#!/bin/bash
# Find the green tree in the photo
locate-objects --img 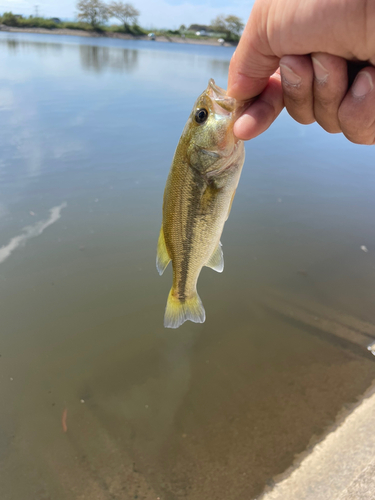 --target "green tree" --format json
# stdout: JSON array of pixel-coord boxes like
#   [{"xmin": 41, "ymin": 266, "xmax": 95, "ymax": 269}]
[
  {"xmin": 211, "ymin": 14, "xmax": 244, "ymax": 40},
  {"xmin": 225, "ymin": 15, "xmax": 244, "ymax": 37},
  {"xmin": 76, "ymin": 0, "xmax": 109, "ymax": 28},
  {"xmin": 108, "ymin": 2, "xmax": 139, "ymax": 30},
  {"xmin": 210, "ymin": 15, "xmax": 226, "ymax": 33},
  {"xmin": 1, "ymin": 12, "xmax": 19, "ymax": 26}
]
